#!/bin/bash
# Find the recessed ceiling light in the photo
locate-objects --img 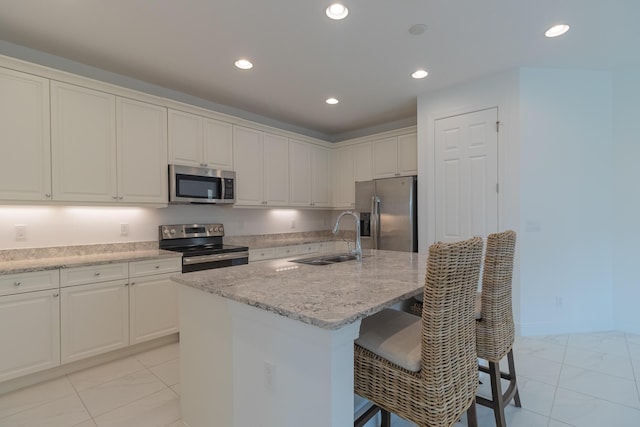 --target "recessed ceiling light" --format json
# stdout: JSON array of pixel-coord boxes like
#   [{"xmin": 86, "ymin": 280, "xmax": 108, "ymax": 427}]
[
  {"xmin": 234, "ymin": 59, "xmax": 253, "ymax": 70},
  {"xmin": 412, "ymin": 69, "xmax": 428, "ymax": 79},
  {"xmin": 326, "ymin": 3, "xmax": 348, "ymax": 20},
  {"xmin": 545, "ymin": 24, "xmax": 570, "ymax": 38},
  {"xmin": 326, "ymin": 98, "xmax": 339, "ymax": 105},
  {"xmin": 408, "ymin": 24, "xmax": 427, "ymax": 36}
]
